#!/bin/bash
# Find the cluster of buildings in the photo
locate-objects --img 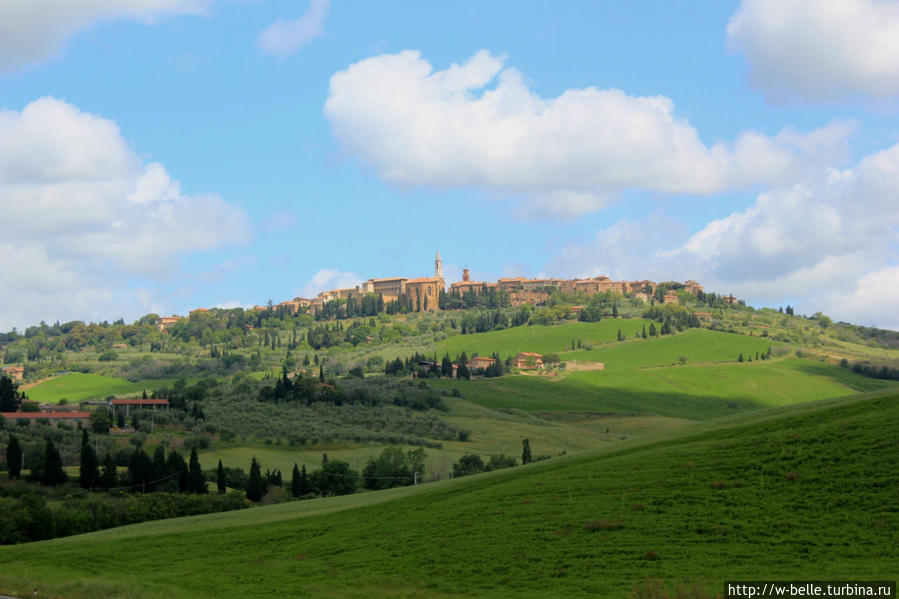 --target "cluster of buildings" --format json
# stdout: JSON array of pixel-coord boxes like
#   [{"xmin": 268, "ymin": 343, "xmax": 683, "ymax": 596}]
[
  {"xmin": 272, "ymin": 252, "xmax": 704, "ymax": 315},
  {"xmin": 153, "ymin": 252, "xmax": 705, "ymax": 329}
]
